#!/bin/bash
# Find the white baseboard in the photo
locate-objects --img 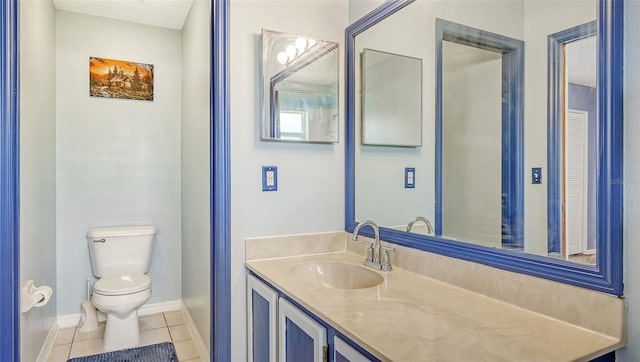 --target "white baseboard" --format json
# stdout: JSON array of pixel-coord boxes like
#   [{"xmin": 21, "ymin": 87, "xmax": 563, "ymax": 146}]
[
  {"xmin": 35, "ymin": 318, "xmax": 59, "ymax": 362},
  {"xmin": 139, "ymin": 299, "xmax": 181, "ymax": 316},
  {"xmin": 181, "ymin": 300, "xmax": 210, "ymax": 361}
]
